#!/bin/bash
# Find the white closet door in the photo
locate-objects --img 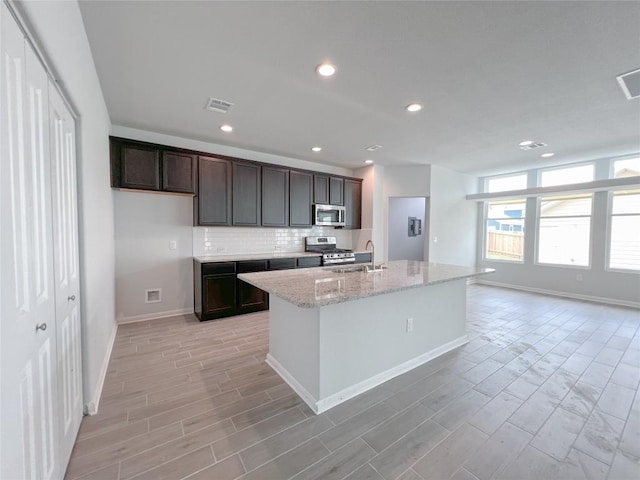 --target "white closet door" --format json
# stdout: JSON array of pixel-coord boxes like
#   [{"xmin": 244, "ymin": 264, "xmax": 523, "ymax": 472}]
[
  {"xmin": 49, "ymin": 83, "xmax": 83, "ymax": 467},
  {"xmin": 0, "ymin": 4, "xmax": 61, "ymax": 480}
]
